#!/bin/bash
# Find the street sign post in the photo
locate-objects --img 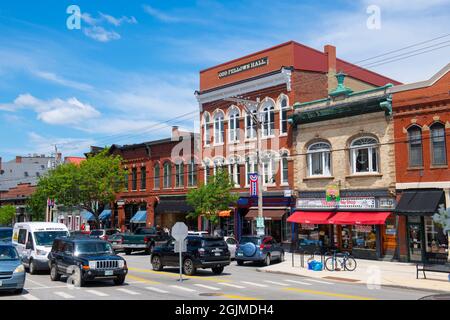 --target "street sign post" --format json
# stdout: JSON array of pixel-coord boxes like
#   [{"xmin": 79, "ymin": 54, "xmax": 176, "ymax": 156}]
[{"xmin": 171, "ymin": 222, "xmax": 189, "ymax": 282}]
